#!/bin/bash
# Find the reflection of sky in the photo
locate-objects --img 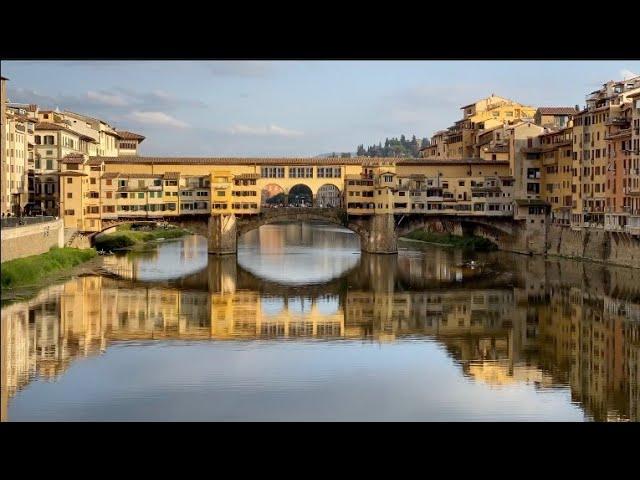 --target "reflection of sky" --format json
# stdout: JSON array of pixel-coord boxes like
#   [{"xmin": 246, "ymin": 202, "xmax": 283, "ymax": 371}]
[
  {"xmin": 8, "ymin": 341, "xmax": 586, "ymax": 421},
  {"xmin": 125, "ymin": 236, "xmax": 209, "ymax": 281},
  {"xmin": 238, "ymin": 223, "xmax": 360, "ymax": 285}
]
